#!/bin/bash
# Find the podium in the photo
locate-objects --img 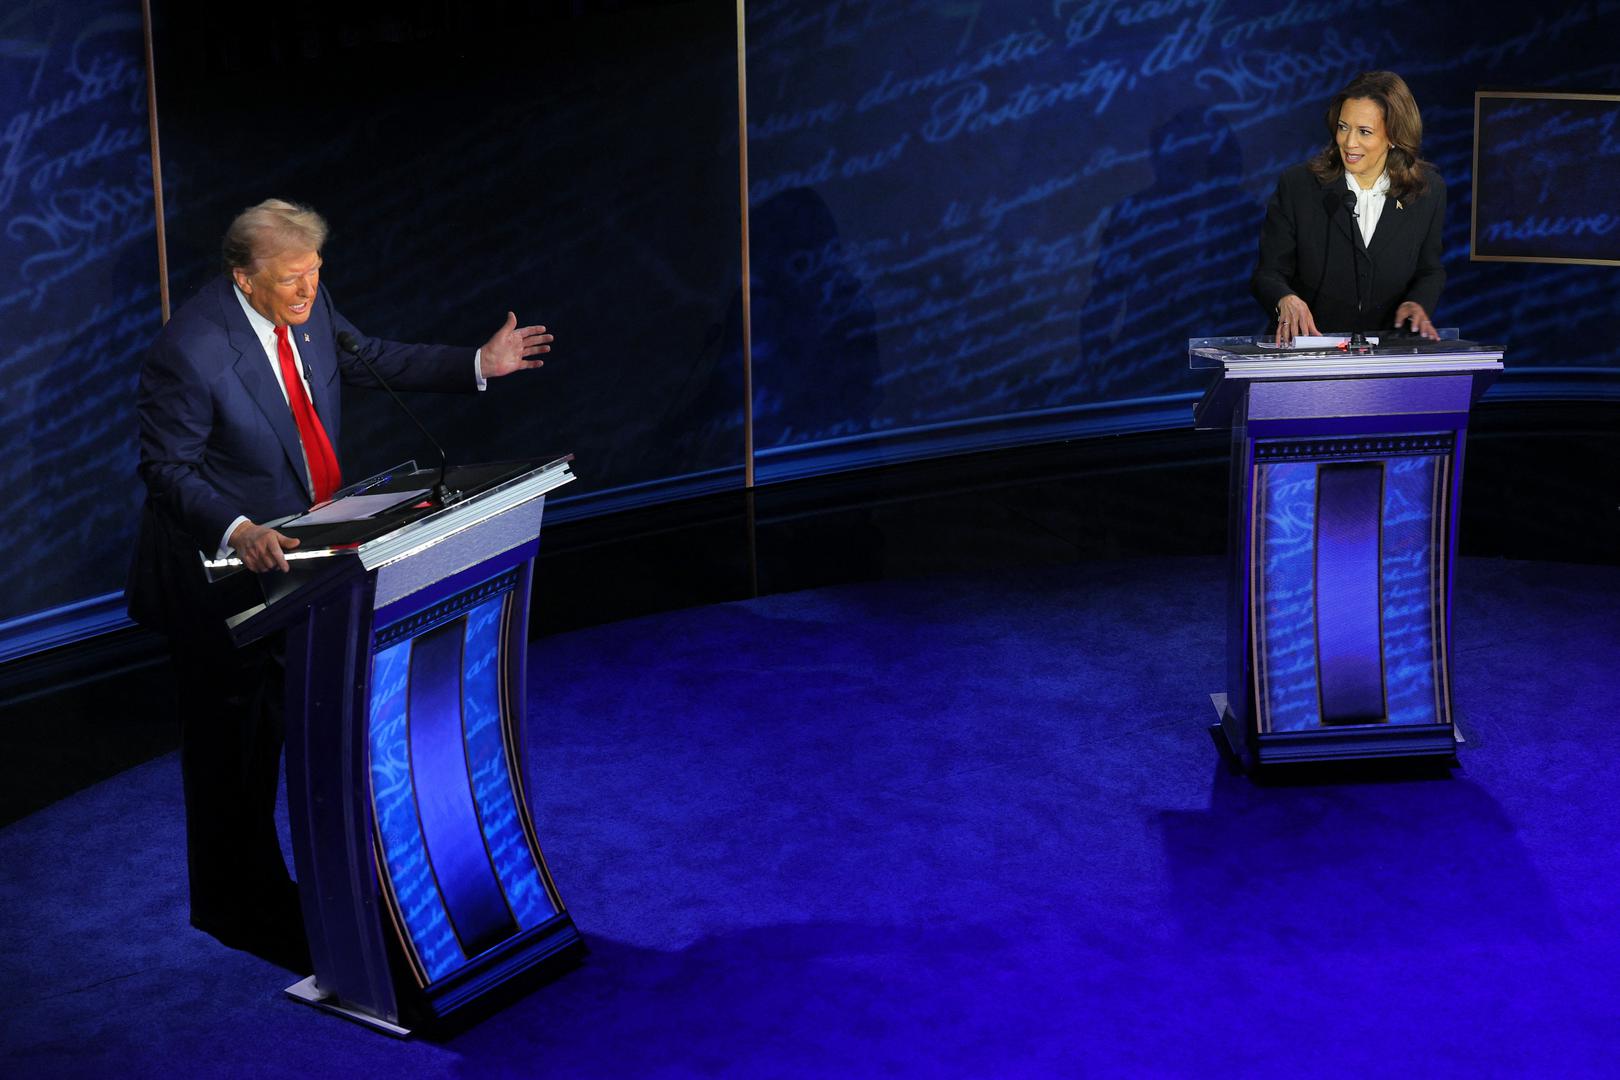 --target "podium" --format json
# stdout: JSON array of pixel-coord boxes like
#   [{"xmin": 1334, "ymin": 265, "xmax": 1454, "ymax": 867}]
[
  {"xmin": 218, "ymin": 456, "xmax": 582, "ymax": 1033},
  {"xmin": 1190, "ymin": 336, "xmax": 1504, "ymax": 770}
]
